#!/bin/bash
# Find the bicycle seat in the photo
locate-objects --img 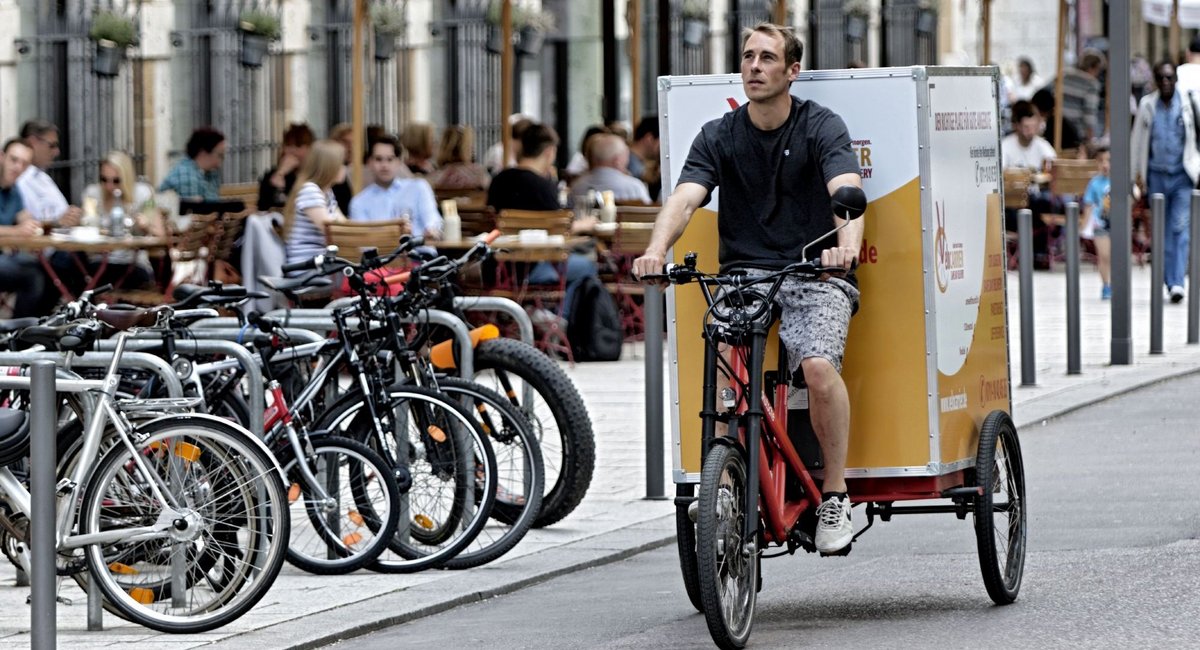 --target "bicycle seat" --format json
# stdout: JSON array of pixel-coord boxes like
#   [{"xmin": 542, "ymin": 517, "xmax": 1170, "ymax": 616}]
[
  {"xmin": 95, "ymin": 306, "xmax": 160, "ymax": 331},
  {"xmin": 257, "ymin": 274, "xmax": 333, "ymax": 295},
  {"xmin": 0, "ymin": 318, "xmax": 39, "ymax": 334},
  {"xmin": 0, "ymin": 407, "xmax": 30, "ymax": 467},
  {"xmin": 172, "ymin": 283, "xmax": 271, "ymax": 308}
]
